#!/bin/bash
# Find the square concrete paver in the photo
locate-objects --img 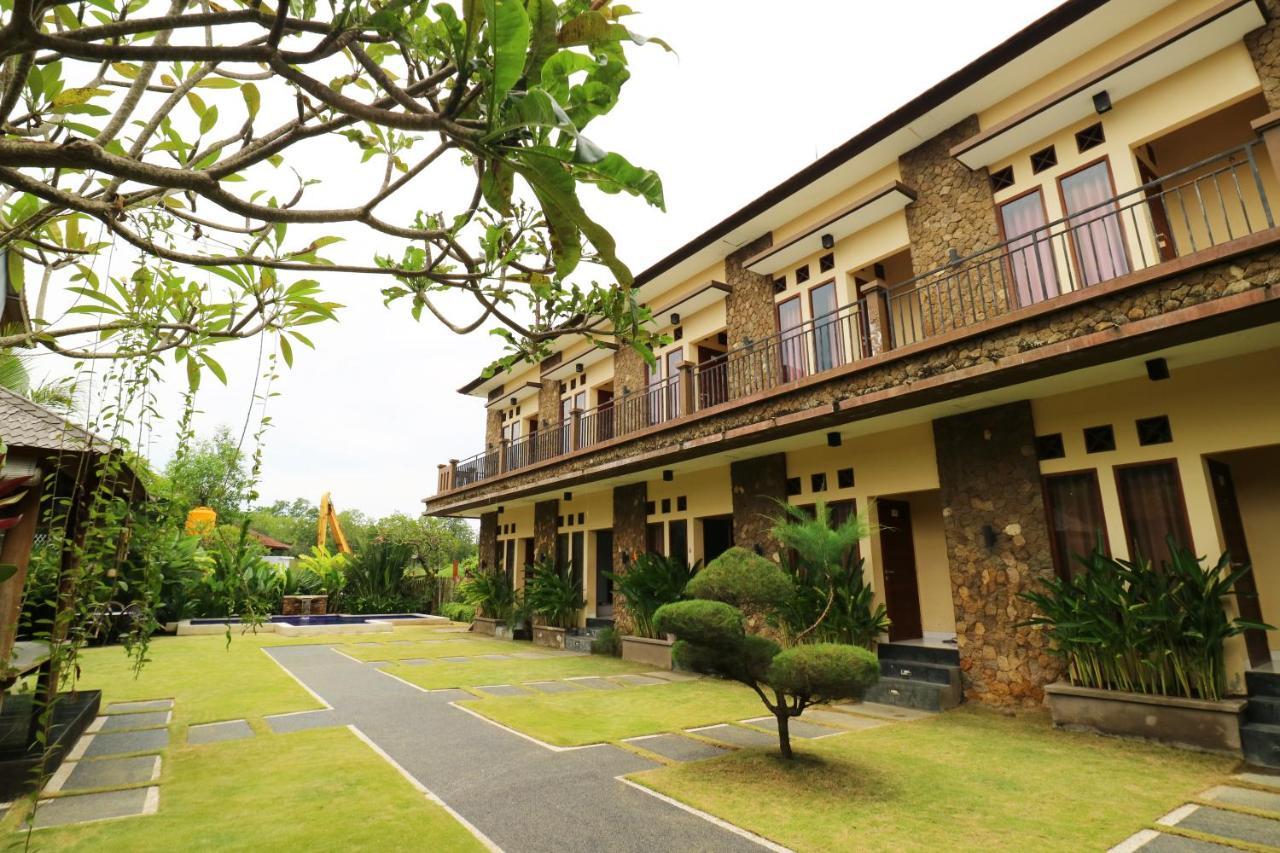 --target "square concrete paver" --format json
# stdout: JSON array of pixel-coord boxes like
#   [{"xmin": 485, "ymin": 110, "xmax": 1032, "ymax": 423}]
[
  {"xmin": 97, "ymin": 711, "xmax": 170, "ymax": 732},
  {"xmin": 265, "ymin": 711, "xmax": 340, "ymax": 734},
  {"xmin": 569, "ymin": 677, "xmax": 622, "ymax": 690},
  {"xmin": 440, "ymin": 656, "xmax": 472, "ymax": 663},
  {"xmin": 30, "ymin": 787, "xmax": 154, "ymax": 828},
  {"xmin": 187, "ymin": 719, "xmax": 254, "ymax": 745},
  {"xmin": 399, "ymin": 658, "xmax": 433, "ymax": 666},
  {"xmin": 645, "ymin": 670, "xmax": 699, "ymax": 682},
  {"xmin": 613, "ymin": 674, "xmax": 667, "ymax": 687},
  {"xmin": 82, "ymin": 728, "xmax": 168, "ymax": 758},
  {"xmin": 1233, "ymin": 771, "xmax": 1280, "ymax": 790},
  {"xmin": 742, "ymin": 716, "xmax": 842, "ymax": 739},
  {"xmin": 1202, "ymin": 784, "xmax": 1280, "ymax": 813},
  {"xmin": 60, "ymin": 755, "xmax": 159, "ymax": 792},
  {"xmin": 1173, "ymin": 805, "xmax": 1280, "ymax": 848},
  {"xmin": 474, "ymin": 684, "xmax": 531, "ymax": 697},
  {"xmin": 103, "ymin": 699, "xmax": 173, "ymax": 714},
  {"xmin": 525, "ymin": 680, "xmax": 583, "ymax": 694},
  {"xmin": 511, "ymin": 652, "xmax": 552, "ymax": 660},
  {"xmin": 690, "ymin": 725, "xmax": 777, "ymax": 748},
  {"xmin": 478, "ymin": 654, "xmax": 513, "ymax": 660},
  {"xmin": 801, "ymin": 709, "xmax": 890, "ymax": 731},
  {"xmin": 830, "ymin": 701, "xmax": 933, "ymax": 721},
  {"xmin": 1133, "ymin": 831, "xmax": 1239, "ymax": 851},
  {"xmin": 625, "ymin": 734, "xmax": 731, "ymax": 763}
]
